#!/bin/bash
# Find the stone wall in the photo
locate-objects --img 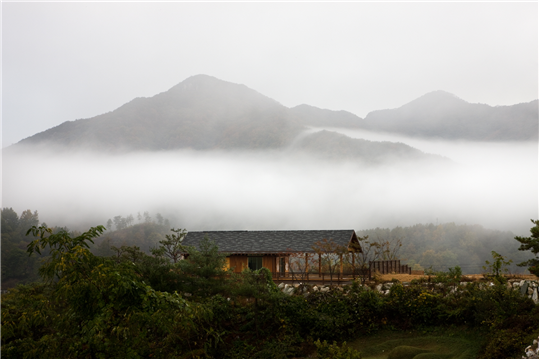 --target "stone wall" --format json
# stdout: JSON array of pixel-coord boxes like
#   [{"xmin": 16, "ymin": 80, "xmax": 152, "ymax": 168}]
[{"xmin": 277, "ymin": 278, "xmax": 539, "ymax": 304}]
